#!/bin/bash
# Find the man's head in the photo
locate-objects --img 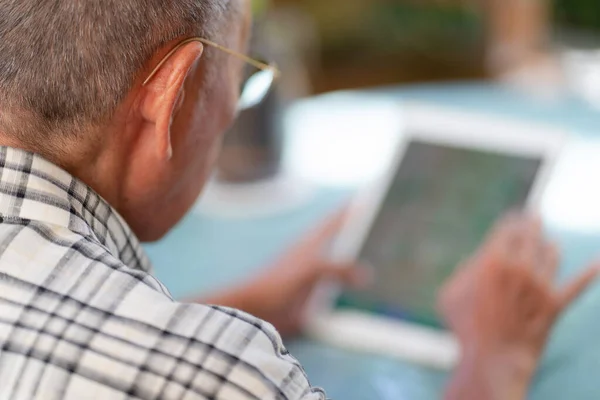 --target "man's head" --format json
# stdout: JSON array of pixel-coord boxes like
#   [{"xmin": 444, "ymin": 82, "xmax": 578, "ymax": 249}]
[{"xmin": 0, "ymin": 0, "xmax": 252, "ymax": 241}]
